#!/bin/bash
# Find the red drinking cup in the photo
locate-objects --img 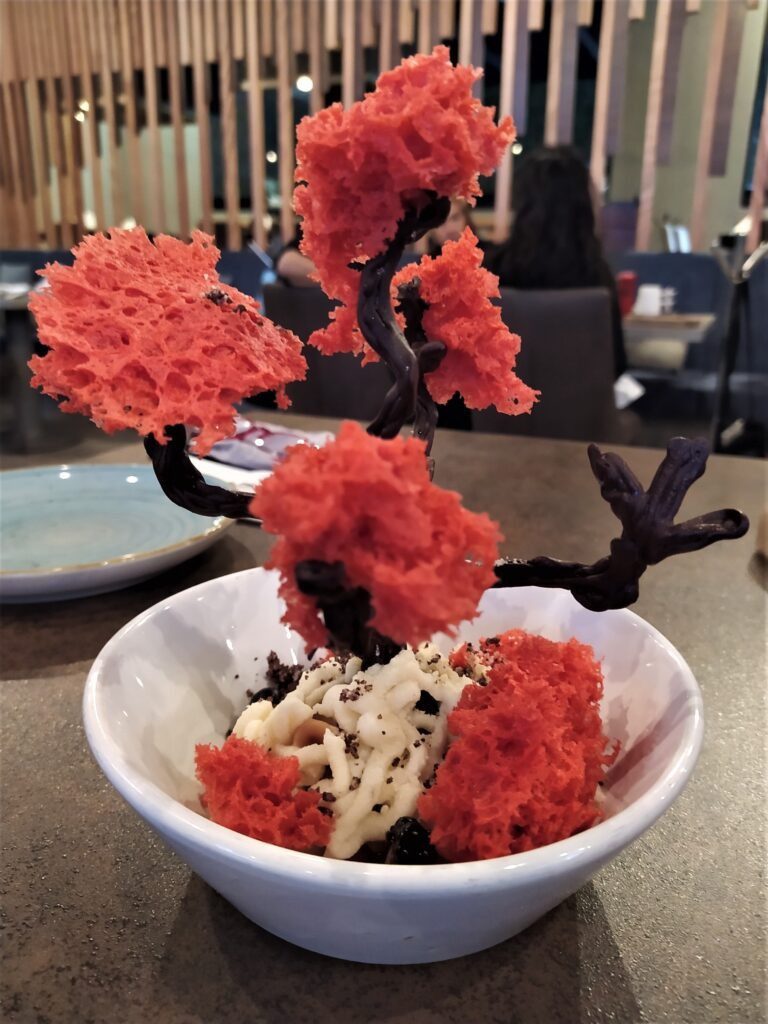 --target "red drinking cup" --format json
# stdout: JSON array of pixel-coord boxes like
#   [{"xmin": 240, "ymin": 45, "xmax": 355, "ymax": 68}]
[{"xmin": 616, "ymin": 271, "xmax": 639, "ymax": 318}]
